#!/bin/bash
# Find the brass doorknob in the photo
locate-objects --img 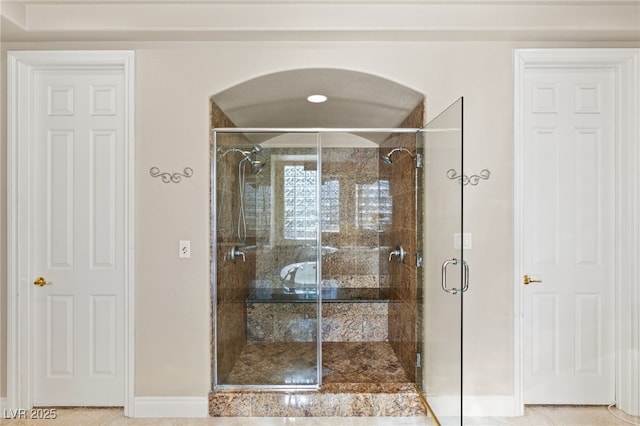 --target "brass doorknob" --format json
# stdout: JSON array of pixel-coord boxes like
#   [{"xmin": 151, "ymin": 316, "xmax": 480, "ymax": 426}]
[
  {"xmin": 523, "ymin": 275, "xmax": 542, "ymax": 285},
  {"xmin": 33, "ymin": 276, "xmax": 51, "ymax": 287}
]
